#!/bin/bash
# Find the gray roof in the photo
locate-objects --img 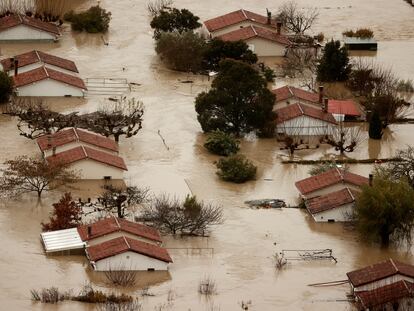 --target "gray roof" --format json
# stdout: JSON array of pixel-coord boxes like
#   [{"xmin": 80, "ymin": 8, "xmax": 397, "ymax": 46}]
[
  {"xmin": 41, "ymin": 228, "xmax": 85, "ymax": 253},
  {"xmin": 343, "ymin": 37, "xmax": 377, "ymax": 44}
]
